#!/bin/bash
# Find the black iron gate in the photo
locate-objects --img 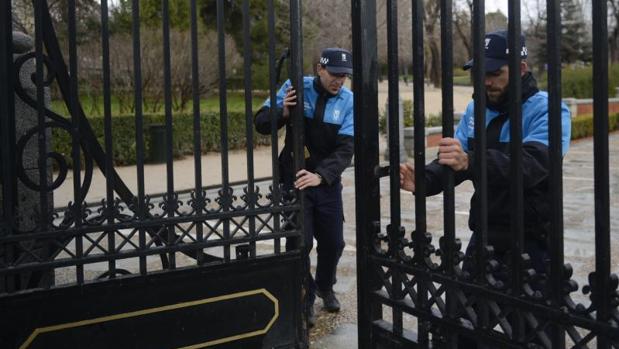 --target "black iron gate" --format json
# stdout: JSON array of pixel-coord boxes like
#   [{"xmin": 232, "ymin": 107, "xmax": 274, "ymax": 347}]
[
  {"xmin": 1, "ymin": 1, "xmax": 308, "ymax": 348},
  {"xmin": 353, "ymin": 0, "xmax": 618, "ymax": 348}
]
